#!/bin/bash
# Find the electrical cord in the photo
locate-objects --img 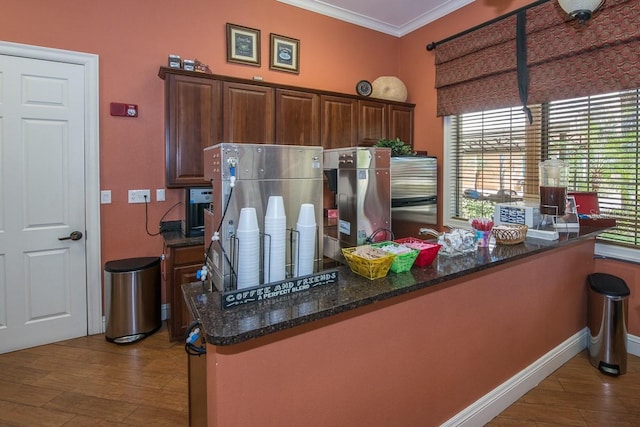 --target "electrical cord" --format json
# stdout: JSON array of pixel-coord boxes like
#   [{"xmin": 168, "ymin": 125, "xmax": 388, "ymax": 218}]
[
  {"xmin": 143, "ymin": 195, "xmax": 183, "ymax": 237},
  {"xmin": 201, "ymin": 186, "xmax": 237, "ymax": 288},
  {"xmin": 217, "ymin": 188, "xmax": 233, "ymax": 233},
  {"xmin": 184, "ymin": 320, "xmax": 206, "ymax": 356},
  {"xmin": 201, "ymin": 158, "xmax": 238, "ymax": 288},
  {"xmin": 204, "ymin": 186, "xmax": 234, "ymax": 263},
  {"xmin": 365, "ymin": 228, "xmax": 394, "ymax": 244}
]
